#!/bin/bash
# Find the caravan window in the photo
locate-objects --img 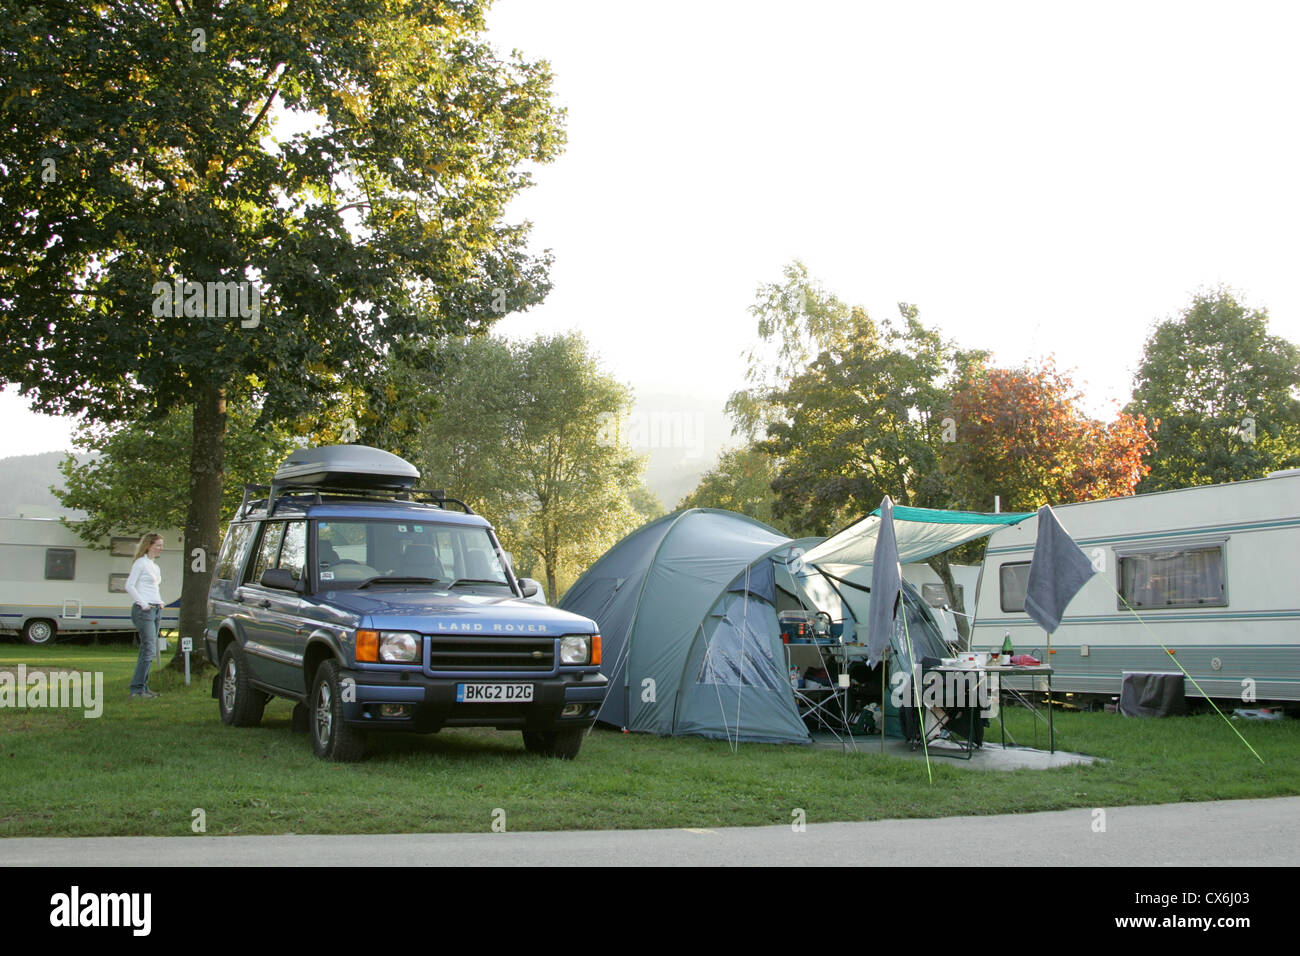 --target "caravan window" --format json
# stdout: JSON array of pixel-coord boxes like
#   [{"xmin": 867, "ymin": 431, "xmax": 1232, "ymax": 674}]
[
  {"xmin": 921, "ymin": 583, "xmax": 964, "ymax": 609},
  {"xmin": 999, "ymin": 562, "xmax": 1031, "ymax": 612},
  {"xmin": 45, "ymin": 548, "xmax": 76, "ymax": 581},
  {"xmin": 1118, "ymin": 544, "xmax": 1226, "ymax": 608},
  {"xmin": 110, "ymin": 537, "xmax": 137, "ymax": 557}
]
